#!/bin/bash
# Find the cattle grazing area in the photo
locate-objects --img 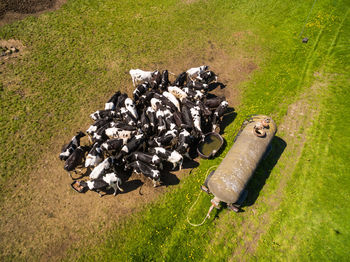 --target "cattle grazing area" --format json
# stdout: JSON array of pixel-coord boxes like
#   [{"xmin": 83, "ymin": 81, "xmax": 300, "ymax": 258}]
[
  {"xmin": 0, "ymin": 0, "xmax": 349, "ymax": 261},
  {"xmin": 60, "ymin": 66, "xmax": 229, "ymax": 196}
]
